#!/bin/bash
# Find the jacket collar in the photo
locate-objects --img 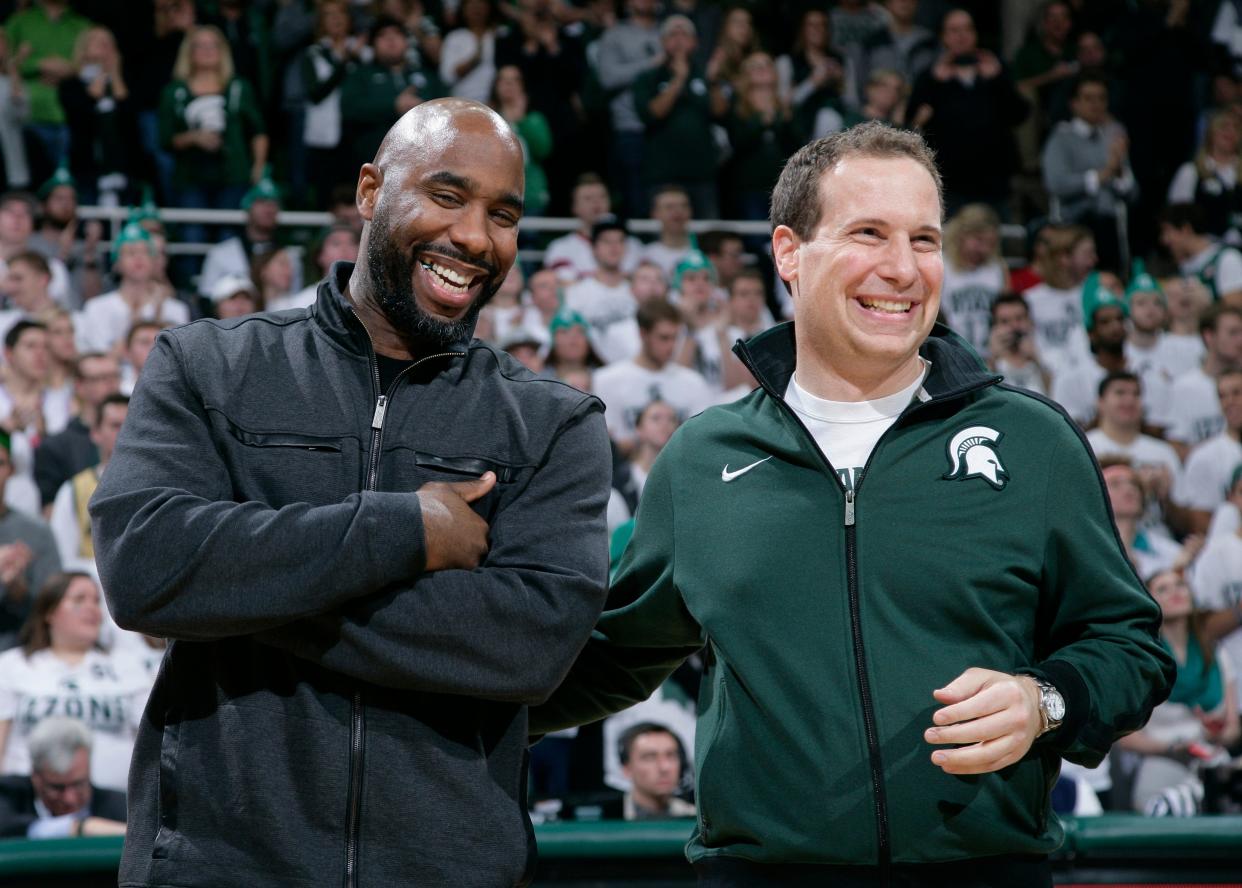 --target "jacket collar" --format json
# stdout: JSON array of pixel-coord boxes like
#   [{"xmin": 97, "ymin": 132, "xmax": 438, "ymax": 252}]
[{"xmin": 733, "ymin": 321, "xmax": 1000, "ymax": 405}]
